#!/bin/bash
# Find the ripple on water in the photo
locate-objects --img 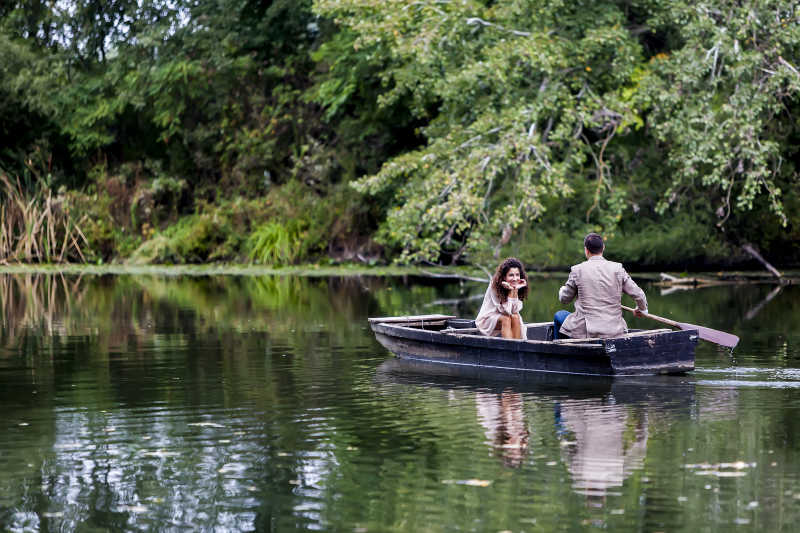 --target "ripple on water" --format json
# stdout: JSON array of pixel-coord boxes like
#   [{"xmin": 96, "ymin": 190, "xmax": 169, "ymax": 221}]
[
  {"xmin": 697, "ymin": 379, "xmax": 800, "ymax": 388},
  {"xmin": 3, "ymin": 275, "xmax": 800, "ymax": 532},
  {"xmin": 694, "ymin": 366, "xmax": 800, "ymax": 388}
]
